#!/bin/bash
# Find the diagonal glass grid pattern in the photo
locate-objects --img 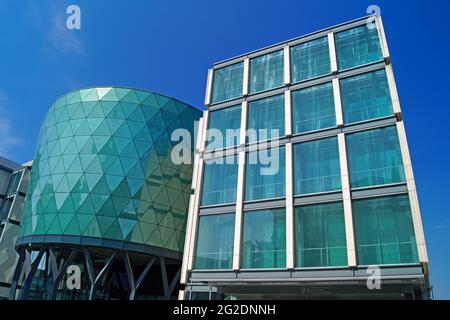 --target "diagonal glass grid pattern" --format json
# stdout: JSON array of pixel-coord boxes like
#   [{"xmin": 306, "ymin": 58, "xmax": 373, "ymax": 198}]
[{"xmin": 19, "ymin": 87, "xmax": 201, "ymax": 253}]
